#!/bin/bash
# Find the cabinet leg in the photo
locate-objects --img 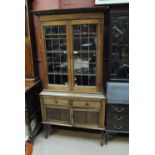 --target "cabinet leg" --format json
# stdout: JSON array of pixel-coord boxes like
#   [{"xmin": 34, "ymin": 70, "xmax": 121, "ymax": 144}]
[
  {"xmin": 27, "ymin": 122, "xmax": 33, "ymax": 142},
  {"xmin": 44, "ymin": 124, "xmax": 53, "ymax": 139},
  {"xmin": 101, "ymin": 130, "xmax": 108, "ymax": 146},
  {"xmin": 100, "ymin": 130, "xmax": 104, "ymax": 146},
  {"xmin": 104, "ymin": 131, "xmax": 108, "ymax": 145}
]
